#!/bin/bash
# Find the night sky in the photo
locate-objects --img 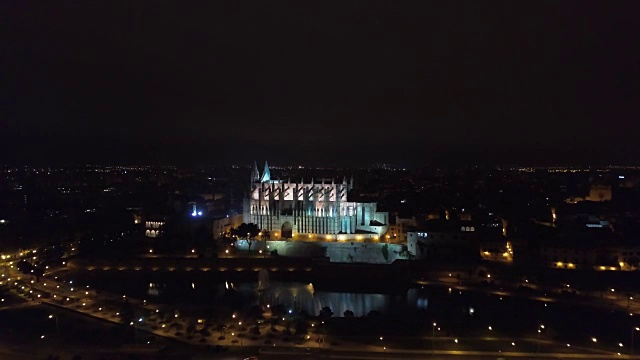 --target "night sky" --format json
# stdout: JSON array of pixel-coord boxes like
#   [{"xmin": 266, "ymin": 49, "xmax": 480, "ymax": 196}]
[{"xmin": 2, "ymin": 1, "xmax": 640, "ymax": 166}]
